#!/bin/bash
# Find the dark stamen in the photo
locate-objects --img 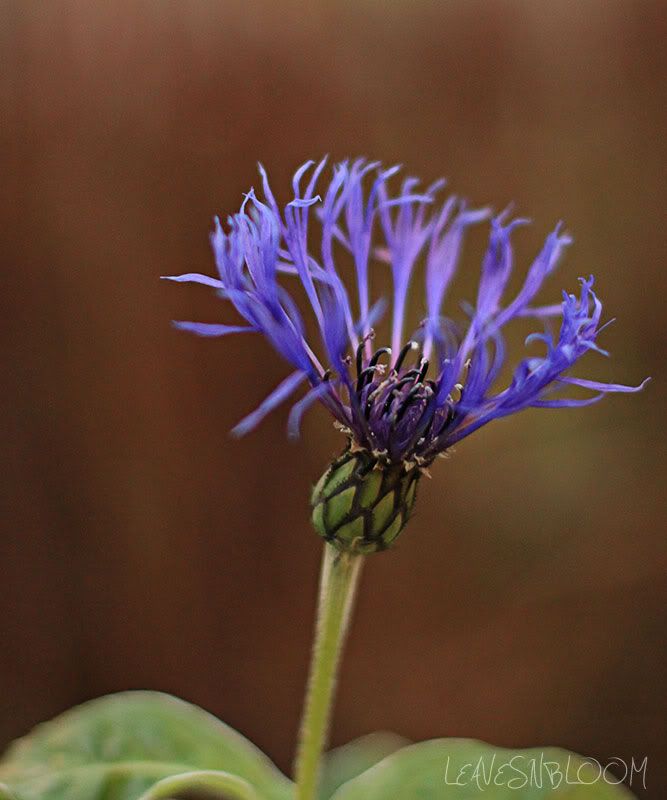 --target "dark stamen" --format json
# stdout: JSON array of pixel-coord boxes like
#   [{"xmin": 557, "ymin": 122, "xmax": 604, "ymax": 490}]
[
  {"xmin": 369, "ymin": 347, "xmax": 392, "ymax": 368},
  {"xmin": 382, "ymin": 388, "xmax": 400, "ymax": 416},
  {"xmin": 396, "ymin": 369, "xmax": 421, "ymax": 384},
  {"xmin": 355, "ymin": 342, "xmax": 365, "ymax": 379},
  {"xmin": 357, "ymin": 366, "xmax": 382, "ymax": 393},
  {"xmin": 394, "ymin": 384, "xmax": 430, "ymax": 425},
  {"xmin": 365, "ymin": 379, "xmax": 392, "ymax": 416},
  {"xmin": 381, "ymin": 375, "xmax": 417, "ymax": 415},
  {"xmin": 418, "ymin": 412, "xmax": 435, "ymax": 441},
  {"xmin": 356, "ymin": 348, "xmax": 393, "ymax": 395},
  {"xmin": 393, "ymin": 341, "xmax": 418, "ymax": 373}
]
